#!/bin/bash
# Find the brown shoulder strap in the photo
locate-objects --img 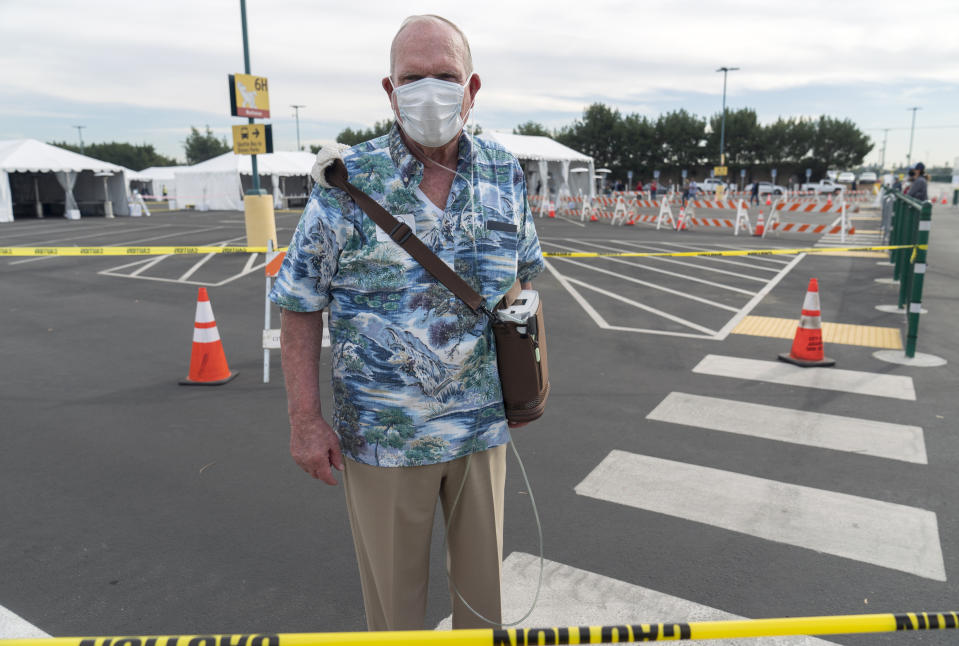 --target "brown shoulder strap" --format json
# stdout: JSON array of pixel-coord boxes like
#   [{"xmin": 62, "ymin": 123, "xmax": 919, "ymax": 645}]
[{"xmin": 325, "ymin": 158, "xmax": 488, "ymax": 314}]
